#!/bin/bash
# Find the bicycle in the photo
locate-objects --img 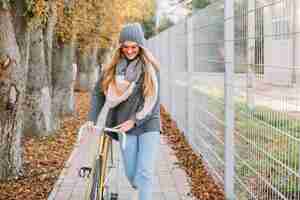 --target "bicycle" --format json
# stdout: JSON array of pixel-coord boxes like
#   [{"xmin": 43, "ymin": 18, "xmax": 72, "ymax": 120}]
[{"xmin": 78, "ymin": 125, "xmax": 126, "ymax": 200}]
